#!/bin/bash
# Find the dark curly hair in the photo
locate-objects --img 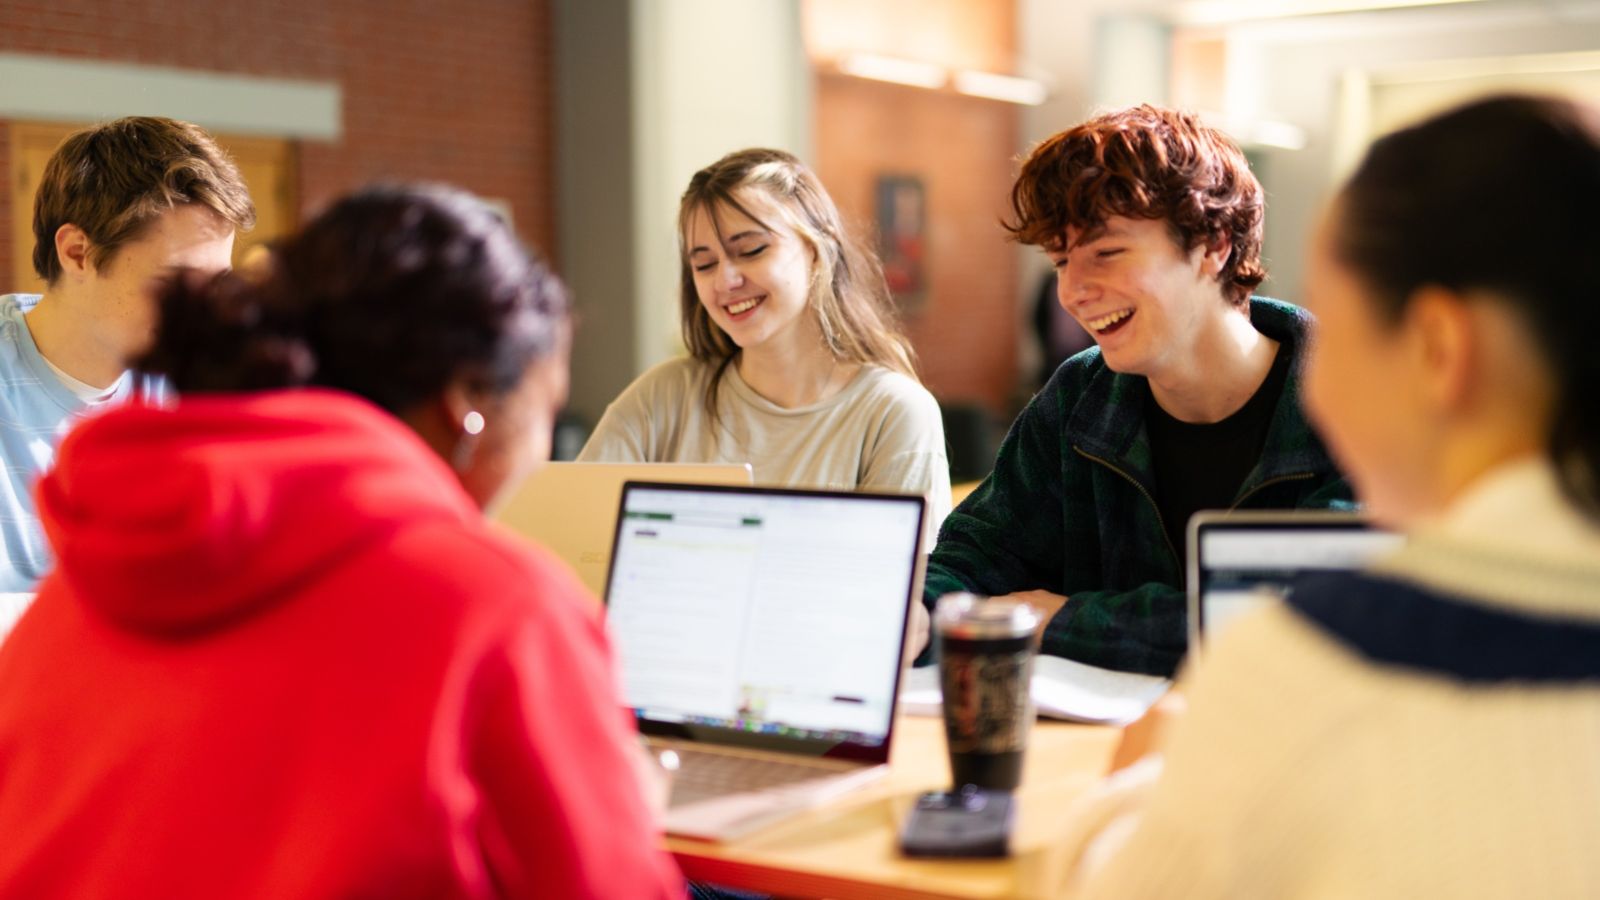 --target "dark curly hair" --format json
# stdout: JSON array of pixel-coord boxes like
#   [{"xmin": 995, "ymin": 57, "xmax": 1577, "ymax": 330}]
[
  {"xmin": 137, "ymin": 184, "xmax": 569, "ymax": 414},
  {"xmin": 1004, "ymin": 104, "xmax": 1265, "ymax": 306}
]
